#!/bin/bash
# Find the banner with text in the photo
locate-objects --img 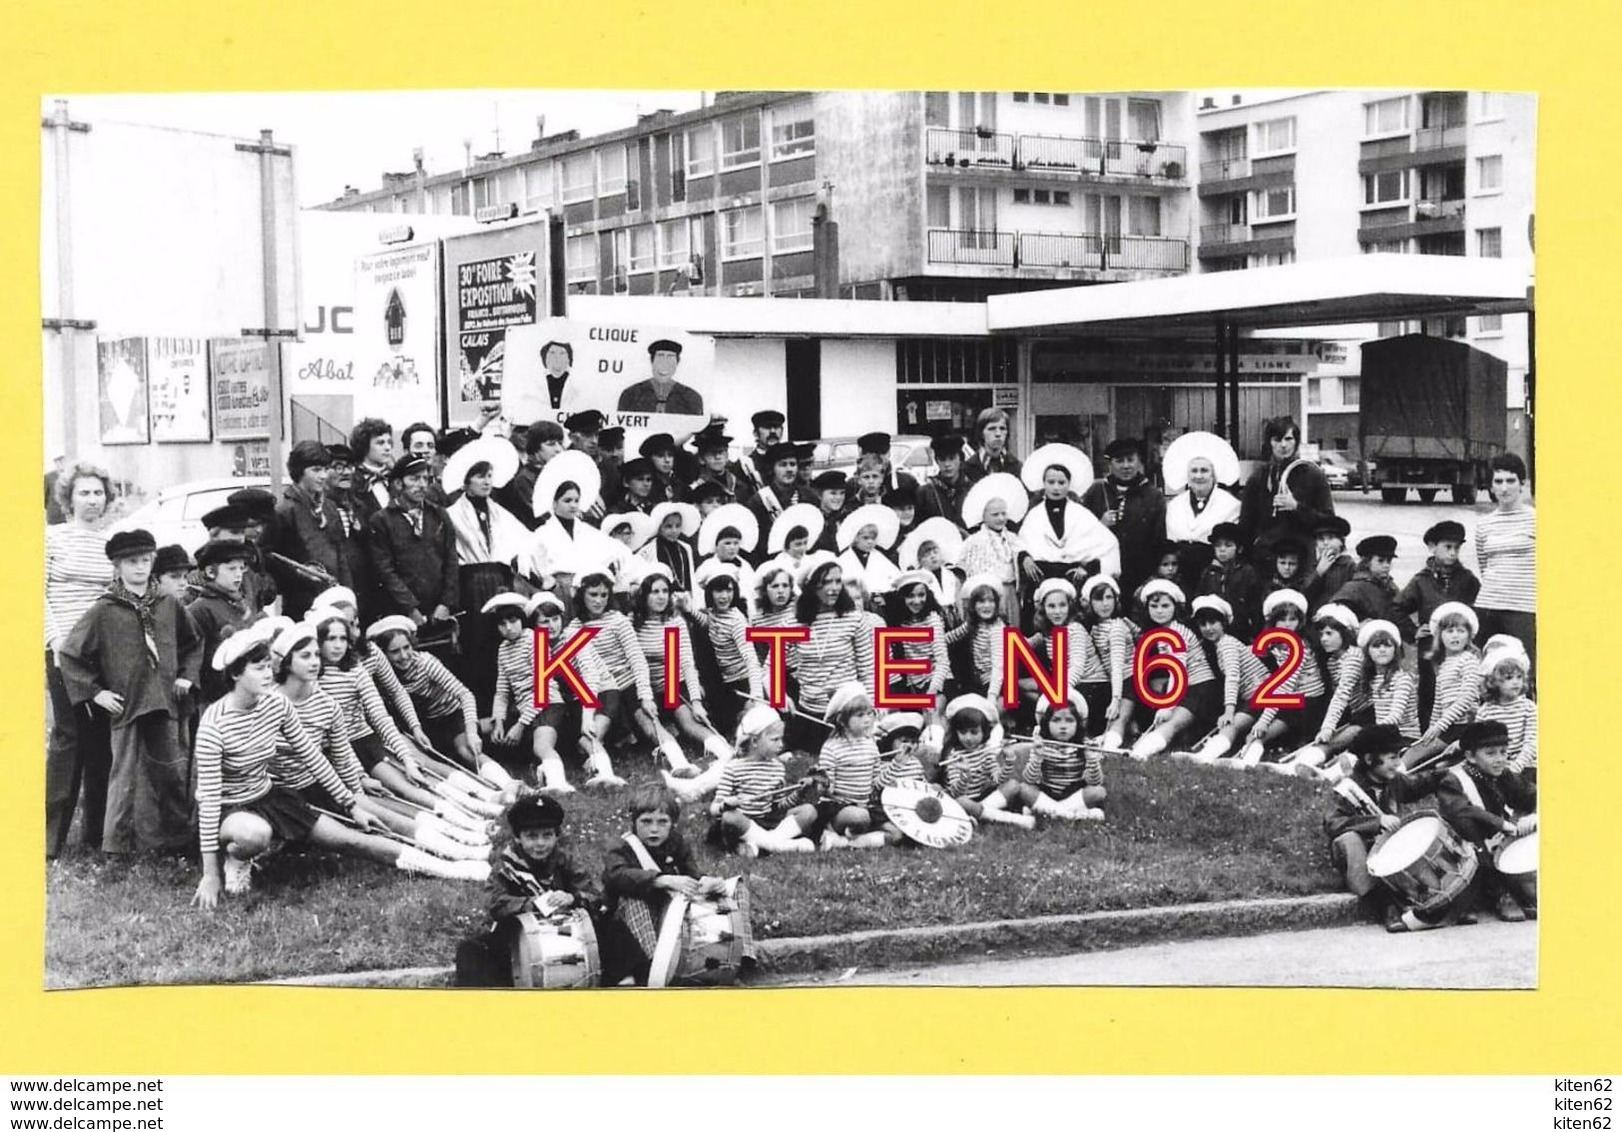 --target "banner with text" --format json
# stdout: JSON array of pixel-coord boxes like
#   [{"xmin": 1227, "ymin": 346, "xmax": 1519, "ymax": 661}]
[
  {"xmin": 148, "ymin": 337, "xmax": 212, "ymax": 443},
  {"xmin": 209, "ymin": 339, "xmax": 273, "ymax": 441},
  {"xmin": 440, "ymin": 219, "xmax": 550, "ymax": 426},
  {"xmin": 356, "ymin": 241, "xmax": 441, "ymax": 421}
]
